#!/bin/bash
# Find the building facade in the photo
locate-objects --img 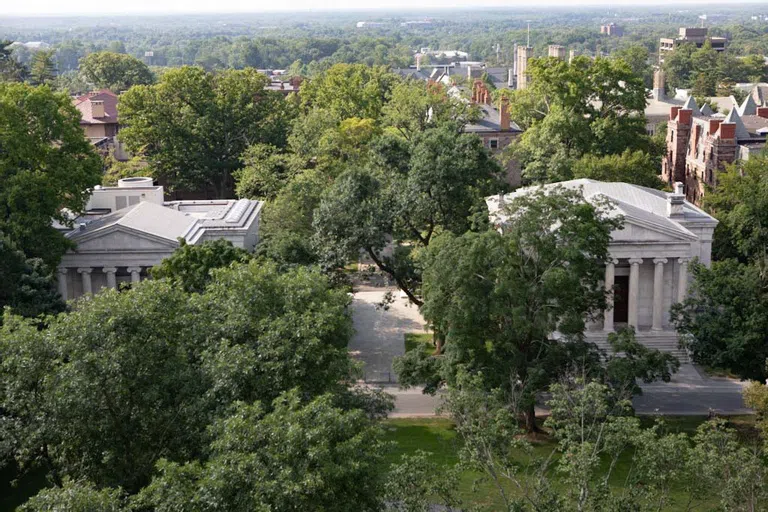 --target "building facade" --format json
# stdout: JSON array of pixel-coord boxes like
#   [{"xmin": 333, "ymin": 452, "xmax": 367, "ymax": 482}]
[
  {"xmin": 659, "ymin": 27, "xmax": 727, "ymax": 62},
  {"xmin": 56, "ymin": 178, "xmax": 262, "ymax": 301},
  {"xmin": 600, "ymin": 23, "xmax": 624, "ymax": 36},
  {"xmin": 661, "ymin": 92, "xmax": 768, "ymax": 204},
  {"xmin": 516, "ymin": 45, "xmax": 534, "ymax": 90},
  {"xmin": 487, "ymin": 179, "xmax": 718, "ymax": 354}
]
